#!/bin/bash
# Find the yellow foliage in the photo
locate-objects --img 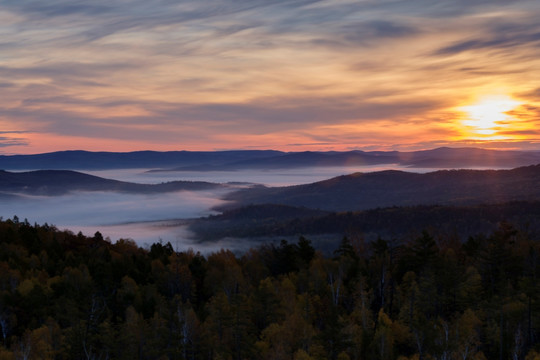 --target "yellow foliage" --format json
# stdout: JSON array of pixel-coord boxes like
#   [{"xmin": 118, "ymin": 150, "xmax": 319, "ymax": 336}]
[
  {"xmin": 503, "ymin": 293, "xmax": 528, "ymax": 317},
  {"xmin": 473, "ymin": 351, "xmax": 488, "ymax": 360},
  {"xmin": 405, "ymin": 355, "xmax": 420, "ymax": 360},
  {"xmin": 391, "ymin": 319, "xmax": 410, "ymax": 344},
  {"xmin": 294, "ymin": 349, "xmax": 313, "ymax": 360},
  {"xmin": 120, "ymin": 276, "xmax": 139, "ymax": 296},
  {"xmin": 374, "ymin": 309, "xmax": 394, "ymax": 360},
  {"xmin": 525, "ymin": 350, "xmax": 540, "ymax": 360},
  {"xmin": 30, "ymin": 325, "xmax": 56, "ymax": 360},
  {"xmin": 308, "ymin": 344, "xmax": 327, "ymax": 360},
  {"xmin": 46, "ymin": 276, "xmax": 61, "ymax": 288},
  {"xmin": 0, "ymin": 347, "xmax": 14, "ymax": 360},
  {"xmin": 254, "ymin": 340, "xmax": 270, "ymax": 356},
  {"xmin": 17, "ymin": 278, "xmax": 35, "ymax": 296},
  {"xmin": 279, "ymin": 276, "xmax": 297, "ymax": 314}
]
